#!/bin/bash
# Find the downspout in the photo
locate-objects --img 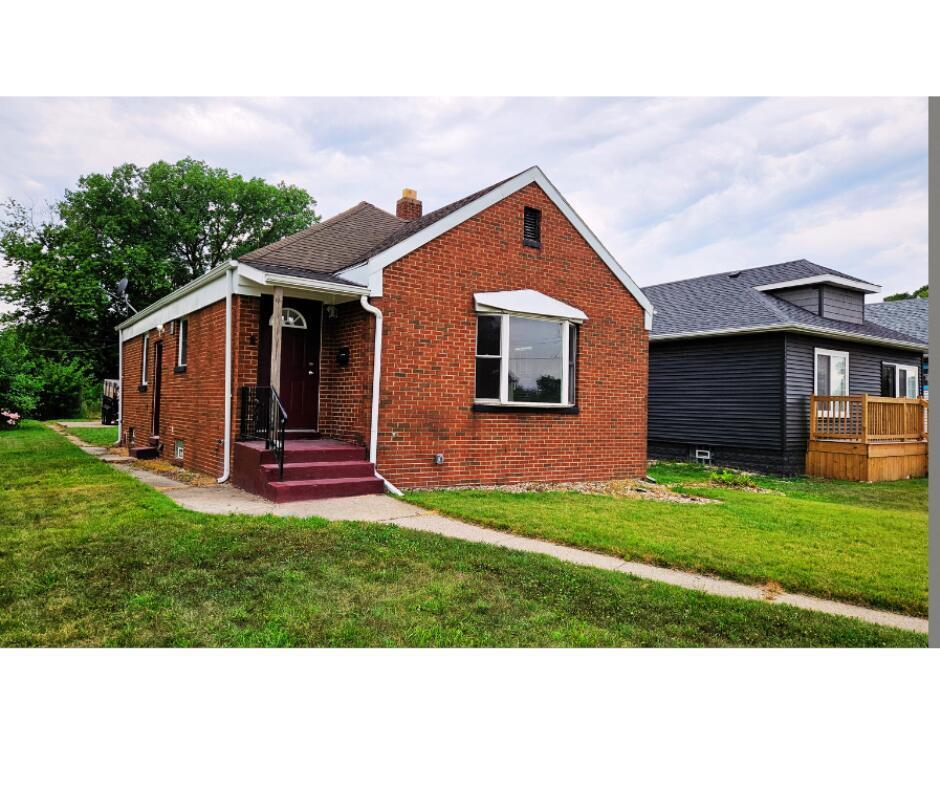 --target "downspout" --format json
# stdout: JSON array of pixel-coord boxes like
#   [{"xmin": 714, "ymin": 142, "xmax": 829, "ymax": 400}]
[
  {"xmin": 217, "ymin": 266, "xmax": 234, "ymax": 483},
  {"xmin": 359, "ymin": 294, "xmax": 402, "ymax": 496},
  {"xmin": 114, "ymin": 328, "xmax": 123, "ymax": 446}
]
